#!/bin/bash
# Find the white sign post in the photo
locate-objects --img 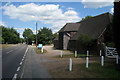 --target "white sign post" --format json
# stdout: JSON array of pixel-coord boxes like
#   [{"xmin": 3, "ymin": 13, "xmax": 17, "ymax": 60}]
[
  {"xmin": 101, "ymin": 56, "xmax": 104, "ymax": 66},
  {"xmin": 75, "ymin": 51, "xmax": 77, "ymax": 57},
  {"xmin": 100, "ymin": 50, "xmax": 102, "ymax": 56},
  {"xmin": 87, "ymin": 50, "xmax": 89, "ymax": 57},
  {"xmin": 69, "ymin": 58, "xmax": 72, "ymax": 71},
  {"xmin": 116, "ymin": 55, "xmax": 119, "ymax": 64},
  {"xmin": 86, "ymin": 57, "xmax": 89, "ymax": 68},
  {"xmin": 61, "ymin": 51, "xmax": 63, "ymax": 57}
]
